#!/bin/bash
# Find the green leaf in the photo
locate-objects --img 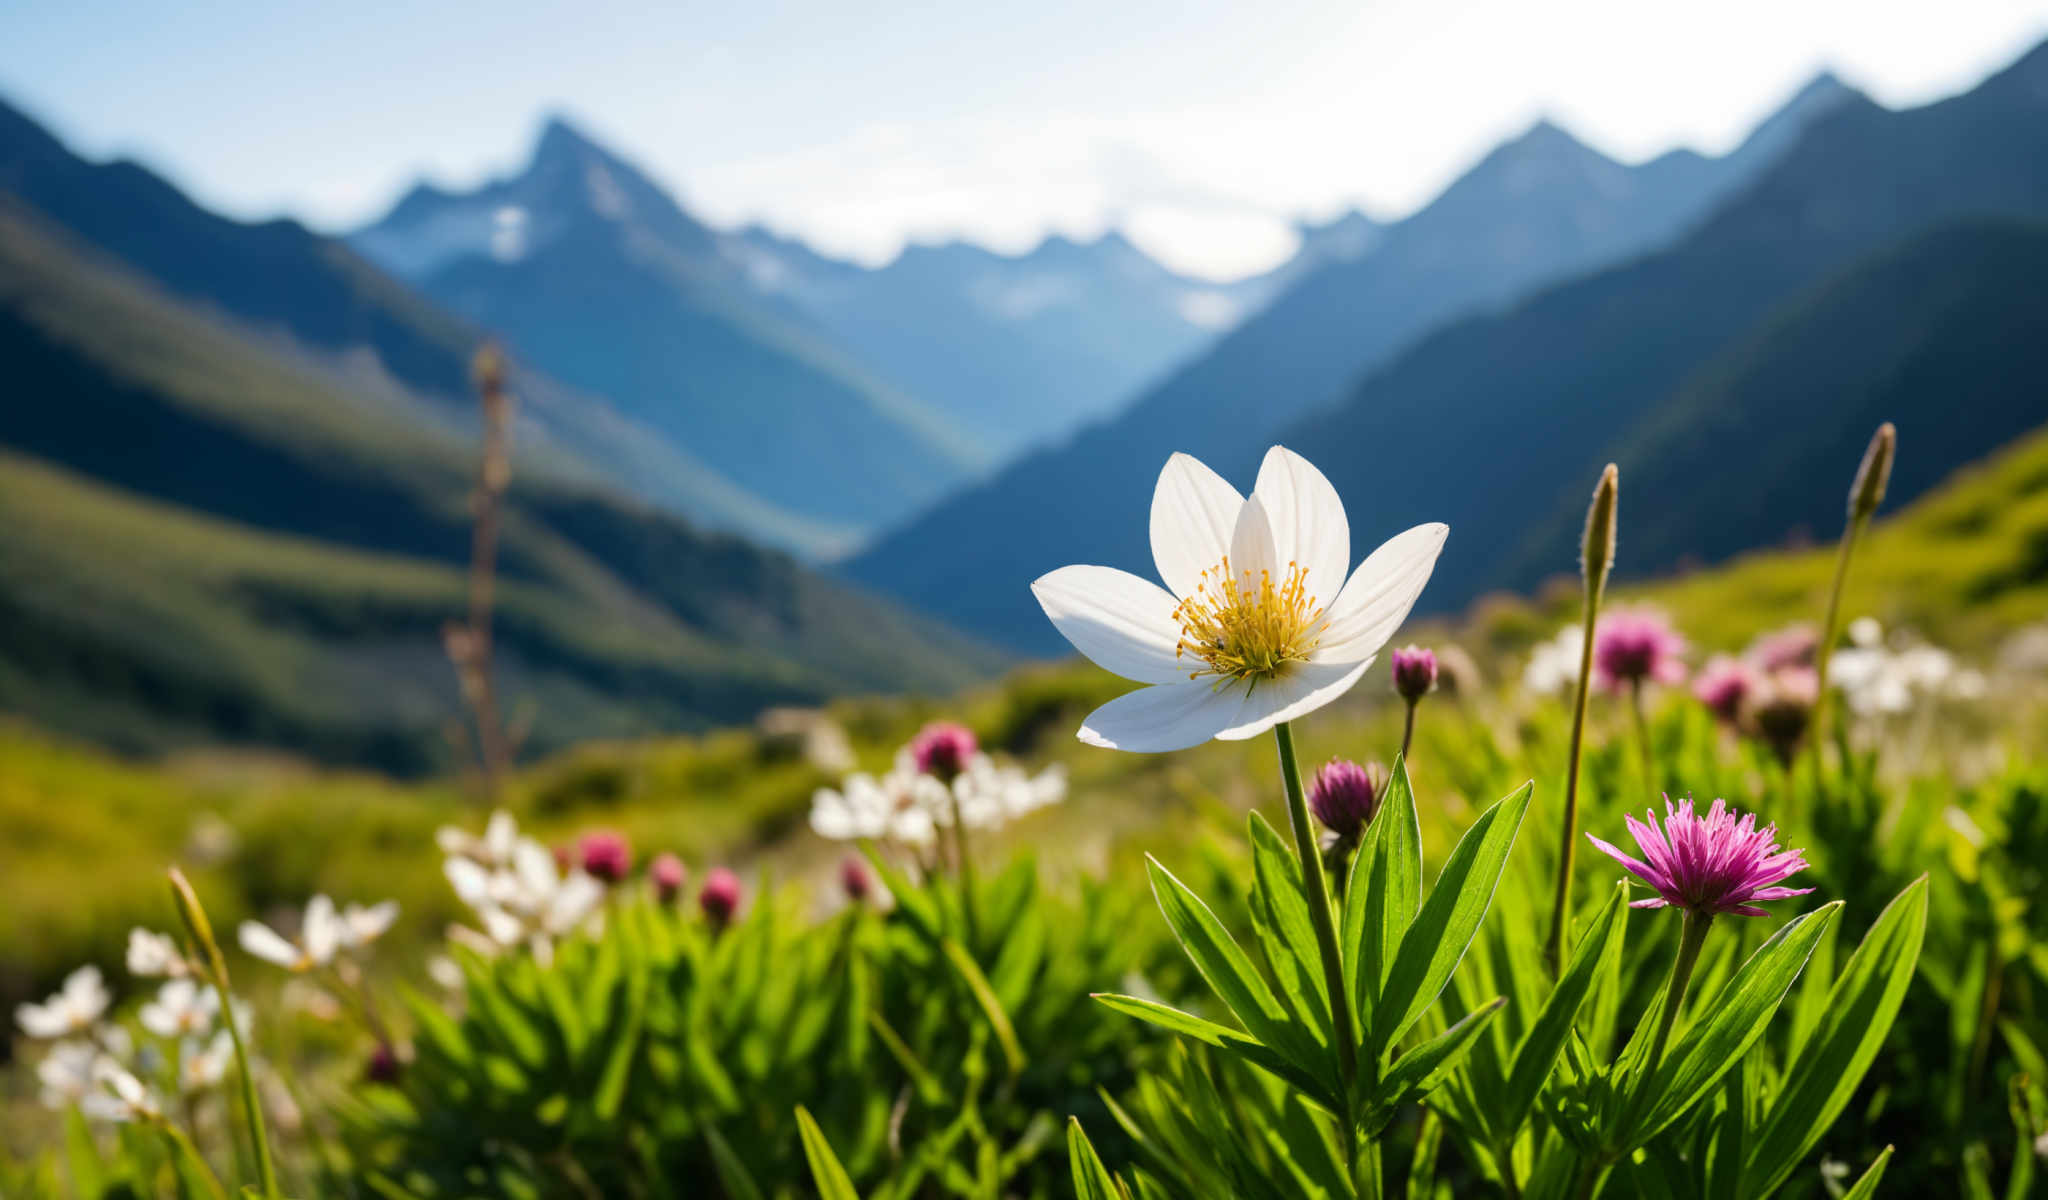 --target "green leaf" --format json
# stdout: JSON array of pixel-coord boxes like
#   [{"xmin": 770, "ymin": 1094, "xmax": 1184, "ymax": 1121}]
[
  {"xmin": 63, "ymin": 1106, "xmax": 105, "ymax": 1199},
  {"xmin": 1635, "ymin": 902, "xmax": 1841, "ymax": 1146},
  {"xmin": 399, "ymin": 984, "xmax": 472, "ymax": 1070},
  {"xmin": 940, "ymin": 937, "xmax": 1026, "ymax": 1076},
  {"xmin": 1841, "ymin": 1145, "xmax": 1894, "ymax": 1200},
  {"xmin": 867, "ymin": 1009, "xmax": 948, "ymax": 1105},
  {"xmin": 703, "ymin": 1127, "xmax": 767, "ymax": 1200},
  {"xmin": 1372, "ymin": 781, "xmax": 1533, "ymax": 1056},
  {"xmin": 1345, "ymin": 755, "xmax": 1421, "ymax": 1022},
  {"xmin": 1372, "ymin": 997, "xmax": 1506, "ymax": 1127},
  {"xmin": 1744, "ymin": 878, "xmax": 1927, "ymax": 1196},
  {"xmin": 1144, "ymin": 857, "xmax": 1301, "ymax": 1058},
  {"xmin": 861, "ymin": 842, "xmax": 940, "ymax": 942},
  {"xmin": 1092, "ymin": 994, "xmax": 1334, "ymax": 1104},
  {"xmin": 1247, "ymin": 812, "xmax": 1333, "ymax": 1038},
  {"xmin": 1068, "ymin": 1119, "xmax": 1125, "ymax": 1200},
  {"xmin": 592, "ymin": 962, "xmax": 648, "ymax": 1121},
  {"xmin": 1499, "ymin": 881, "xmax": 1629, "ymax": 1137},
  {"xmin": 796, "ymin": 1106, "xmax": 863, "ymax": 1200}
]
